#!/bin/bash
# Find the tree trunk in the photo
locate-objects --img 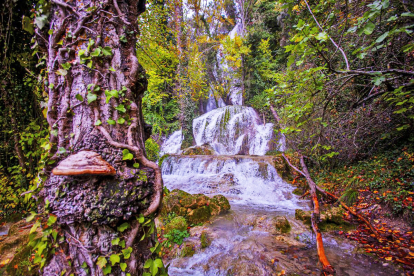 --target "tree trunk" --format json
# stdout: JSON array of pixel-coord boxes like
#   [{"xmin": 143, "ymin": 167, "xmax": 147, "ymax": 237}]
[{"xmin": 36, "ymin": 0, "xmax": 163, "ymax": 275}]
